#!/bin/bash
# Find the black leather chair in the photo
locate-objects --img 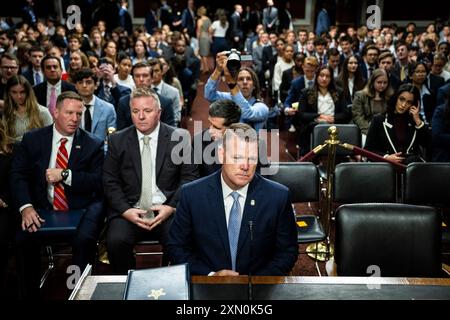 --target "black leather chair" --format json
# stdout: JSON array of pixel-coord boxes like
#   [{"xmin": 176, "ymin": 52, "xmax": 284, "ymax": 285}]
[
  {"xmin": 335, "ymin": 203, "xmax": 441, "ymax": 277},
  {"xmin": 310, "ymin": 124, "xmax": 362, "ymax": 180},
  {"xmin": 404, "ymin": 163, "xmax": 450, "ymax": 245},
  {"xmin": 264, "ymin": 162, "xmax": 325, "ymax": 244},
  {"xmin": 334, "ymin": 162, "xmax": 397, "ymax": 204},
  {"xmin": 311, "ymin": 124, "xmax": 361, "ymax": 157},
  {"xmin": 264, "ymin": 162, "xmax": 327, "ymax": 274}
]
